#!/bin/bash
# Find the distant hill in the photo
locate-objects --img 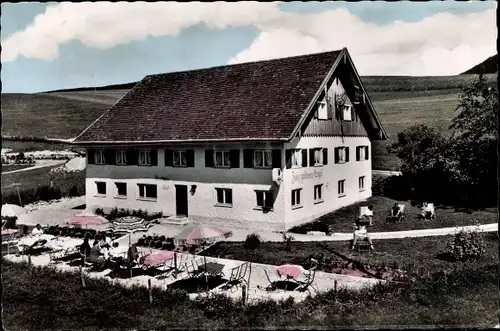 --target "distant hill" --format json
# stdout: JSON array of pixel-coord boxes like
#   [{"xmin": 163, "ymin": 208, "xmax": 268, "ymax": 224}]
[{"xmin": 461, "ymin": 55, "xmax": 498, "ymax": 75}]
